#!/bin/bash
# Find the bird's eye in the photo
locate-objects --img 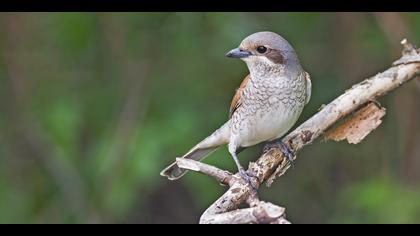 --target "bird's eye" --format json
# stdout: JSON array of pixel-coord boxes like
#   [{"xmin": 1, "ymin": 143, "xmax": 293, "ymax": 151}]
[{"xmin": 256, "ymin": 46, "xmax": 267, "ymax": 54}]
